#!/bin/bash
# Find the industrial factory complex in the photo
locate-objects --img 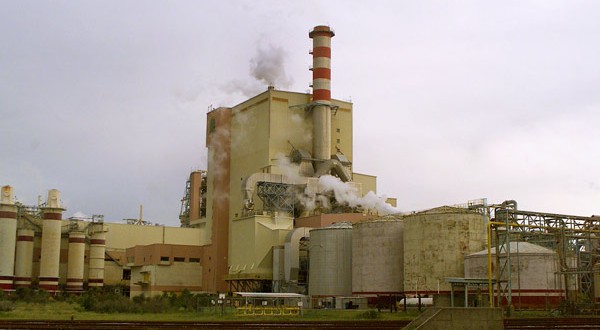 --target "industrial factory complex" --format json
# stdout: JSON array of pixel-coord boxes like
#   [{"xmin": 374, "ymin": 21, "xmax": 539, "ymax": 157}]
[{"xmin": 1, "ymin": 26, "xmax": 599, "ymax": 315}]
